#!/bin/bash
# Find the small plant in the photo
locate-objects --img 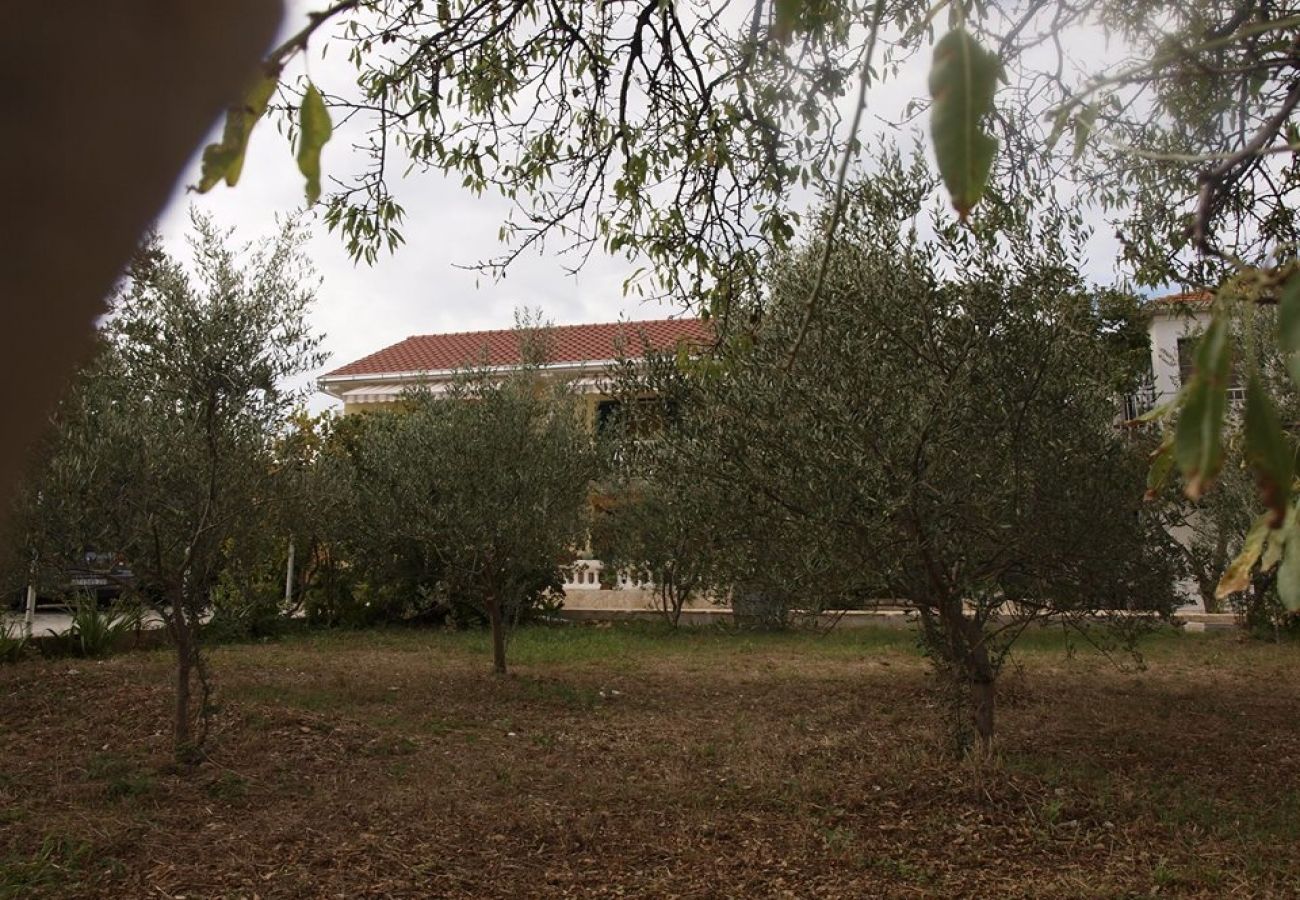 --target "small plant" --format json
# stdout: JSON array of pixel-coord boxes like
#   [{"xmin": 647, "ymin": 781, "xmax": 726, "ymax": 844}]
[
  {"xmin": 360, "ymin": 735, "xmax": 419, "ymax": 758},
  {"xmin": 0, "ymin": 834, "xmax": 93, "ymax": 897},
  {"xmin": 1231, "ymin": 574, "xmax": 1300, "ymax": 641},
  {"xmin": 204, "ymin": 771, "xmax": 249, "ymax": 801},
  {"xmin": 0, "ymin": 619, "xmax": 29, "ymax": 664},
  {"xmin": 54, "ymin": 595, "xmax": 142, "ymax": 659},
  {"xmin": 104, "ymin": 773, "xmax": 156, "ymax": 800}
]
